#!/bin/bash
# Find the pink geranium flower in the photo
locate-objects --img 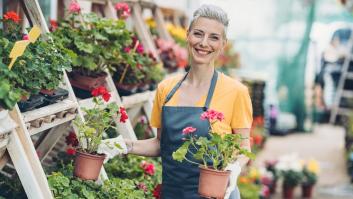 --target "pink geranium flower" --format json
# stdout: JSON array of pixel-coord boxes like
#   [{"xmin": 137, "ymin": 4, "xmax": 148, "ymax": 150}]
[
  {"xmin": 200, "ymin": 109, "xmax": 224, "ymax": 122},
  {"xmin": 115, "ymin": 2, "xmax": 131, "ymax": 19},
  {"xmin": 68, "ymin": 1, "xmax": 81, "ymax": 13},
  {"xmin": 182, "ymin": 126, "xmax": 196, "ymax": 135}
]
